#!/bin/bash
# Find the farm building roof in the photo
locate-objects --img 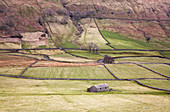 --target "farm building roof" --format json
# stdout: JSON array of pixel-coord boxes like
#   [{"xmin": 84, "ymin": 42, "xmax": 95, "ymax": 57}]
[{"xmin": 93, "ymin": 84, "xmax": 109, "ymax": 88}]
